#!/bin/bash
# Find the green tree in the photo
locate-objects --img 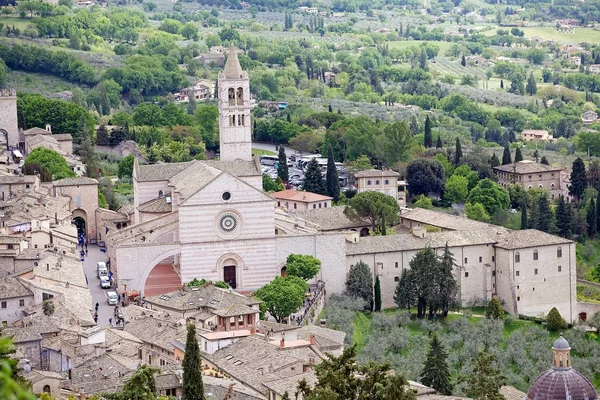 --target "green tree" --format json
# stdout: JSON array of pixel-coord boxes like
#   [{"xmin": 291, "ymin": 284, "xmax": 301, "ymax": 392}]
[
  {"xmin": 351, "ymin": 155, "xmax": 374, "ymax": 171},
  {"xmin": 374, "ymin": 276, "xmax": 381, "ymax": 312},
  {"xmin": 419, "ymin": 47, "xmax": 428, "ymax": 70},
  {"xmin": 179, "ymin": 22, "xmax": 199, "ymax": 40},
  {"xmin": 420, "ymin": 334, "xmax": 452, "ymax": 395},
  {"xmin": 569, "ymin": 157, "xmax": 587, "ymax": 202},
  {"xmin": 501, "ymin": 145, "xmax": 511, "ymax": 165},
  {"xmin": 454, "ymin": 137, "xmax": 462, "ymax": 166},
  {"xmin": 118, "ymin": 154, "xmax": 135, "ymax": 180},
  {"xmin": 25, "ymin": 148, "xmax": 76, "ymax": 180},
  {"xmin": 410, "ymin": 115, "xmax": 419, "ymax": 135},
  {"xmin": 379, "ymin": 121, "xmax": 412, "ymax": 165},
  {"xmin": 285, "ymin": 254, "xmax": 321, "ymax": 281},
  {"xmin": 465, "ymin": 202, "xmax": 491, "ymax": 223},
  {"xmin": 467, "ymin": 179, "xmax": 510, "ymax": 216},
  {"xmin": 444, "ymin": 175, "xmax": 468, "ymax": 204},
  {"xmin": 514, "ymin": 147, "xmax": 523, "ymax": 162},
  {"xmin": 406, "ymin": 159, "xmax": 445, "ymax": 196},
  {"xmin": 262, "ymin": 174, "xmax": 284, "ymax": 192},
  {"xmin": 526, "ymin": 72, "xmax": 537, "ymax": 95},
  {"xmin": 463, "ymin": 351, "xmax": 506, "ymax": 400},
  {"xmin": 346, "ymin": 261, "xmax": 373, "ymax": 308},
  {"xmin": 0, "ymin": 59, "xmax": 6, "ymax": 89},
  {"xmin": 104, "ymin": 365, "xmax": 160, "ymax": 400},
  {"xmin": 414, "ymin": 194, "xmax": 434, "ymax": 210},
  {"xmin": 546, "ymin": 307, "xmax": 567, "ymax": 331},
  {"xmin": 520, "ymin": 198, "xmax": 528, "ymax": 230},
  {"xmin": 0, "ymin": 336, "xmax": 35, "ymax": 400},
  {"xmin": 394, "ymin": 269, "xmax": 416, "ymax": 310},
  {"xmin": 182, "ymin": 324, "xmax": 204, "ymax": 400},
  {"xmin": 254, "ymin": 276, "xmax": 308, "ymax": 323},
  {"xmin": 436, "ymin": 135, "xmax": 443, "ymax": 149},
  {"xmin": 96, "ymin": 125, "xmax": 110, "ymax": 146},
  {"xmin": 537, "ymin": 192, "xmax": 554, "ymax": 233},
  {"xmin": 326, "ymin": 145, "xmax": 340, "ymax": 202},
  {"xmin": 277, "ymin": 146, "xmax": 289, "ymax": 183},
  {"xmin": 344, "ymin": 191, "xmax": 400, "ymax": 232},
  {"xmin": 461, "ymin": 54, "xmax": 466, "ymax": 67},
  {"xmin": 437, "ymin": 244, "xmax": 457, "ymax": 317},
  {"xmin": 22, "ymin": 162, "xmax": 51, "ymax": 182},
  {"xmin": 302, "ymin": 158, "xmax": 326, "ymax": 195},
  {"xmin": 588, "ymin": 198, "xmax": 597, "ymax": 237},
  {"xmin": 424, "ymin": 115, "xmax": 433, "ymax": 148},
  {"xmin": 485, "ymin": 298, "xmax": 505, "ymax": 320},
  {"xmin": 555, "ymin": 195, "xmax": 572, "ymax": 238}
]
